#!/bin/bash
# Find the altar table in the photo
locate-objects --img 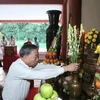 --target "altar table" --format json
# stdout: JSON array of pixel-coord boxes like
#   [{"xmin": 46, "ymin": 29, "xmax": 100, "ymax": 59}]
[
  {"xmin": 3, "ymin": 46, "xmax": 20, "ymax": 70},
  {"xmin": 26, "ymin": 87, "xmax": 38, "ymax": 100},
  {"xmin": 26, "ymin": 80, "xmax": 39, "ymax": 100},
  {"xmin": 4, "ymin": 46, "xmax": 17, "ymax": 56}
]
